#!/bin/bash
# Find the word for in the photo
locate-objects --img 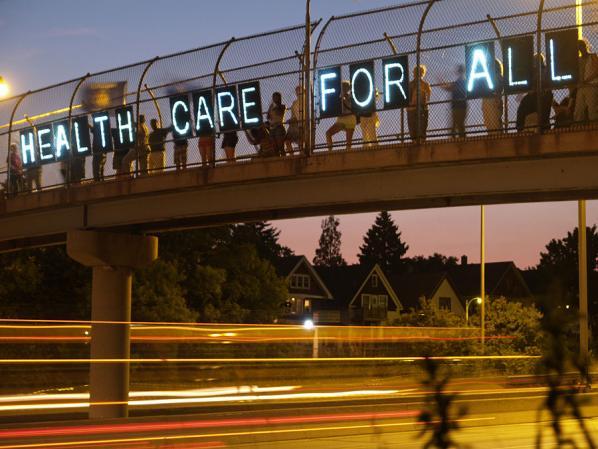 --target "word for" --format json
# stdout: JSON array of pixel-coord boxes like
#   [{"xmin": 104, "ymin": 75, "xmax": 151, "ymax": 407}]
[{"xmin": 318, "ymin": 29, "xmax": 579, "ymax": 116}]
